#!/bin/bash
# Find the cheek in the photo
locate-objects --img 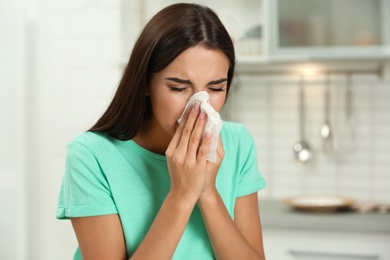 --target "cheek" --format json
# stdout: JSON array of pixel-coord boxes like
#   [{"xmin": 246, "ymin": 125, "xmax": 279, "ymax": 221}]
[
  {"xmin": 172, "ymin": 101, "xmax": 188, "ymax": 120},
  {"xmin": 157, "ymin": 96, "xmax": 188, "ymax": 122},
  {"xmin": 209, "ymin": 95, "xmax": 226, "ymax": 112}
]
